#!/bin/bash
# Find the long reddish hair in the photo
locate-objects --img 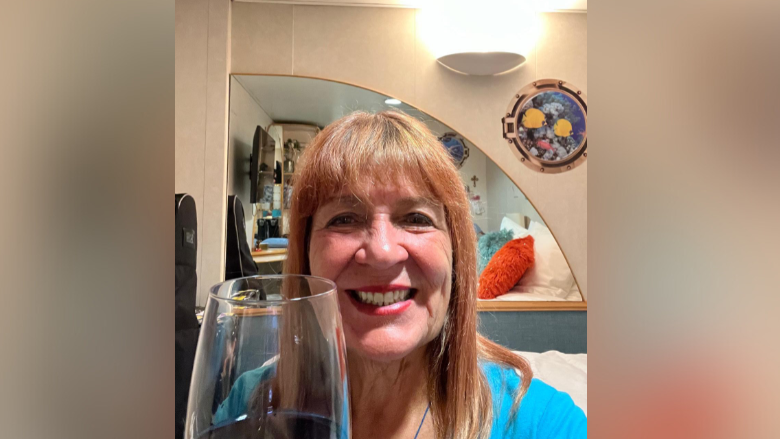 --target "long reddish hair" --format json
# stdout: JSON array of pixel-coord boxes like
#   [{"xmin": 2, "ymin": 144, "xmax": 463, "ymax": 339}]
[{"xmin": 283, "ymin": 110, "xmax": 532, "ymax": 438}]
